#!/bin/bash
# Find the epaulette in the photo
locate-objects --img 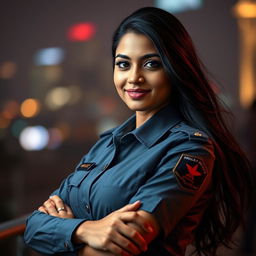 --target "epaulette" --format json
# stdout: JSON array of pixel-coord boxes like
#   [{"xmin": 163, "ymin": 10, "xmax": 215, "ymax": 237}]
[{"xmin": 170, "ymin": 123, "xmax": 209, "ymax": 142}]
